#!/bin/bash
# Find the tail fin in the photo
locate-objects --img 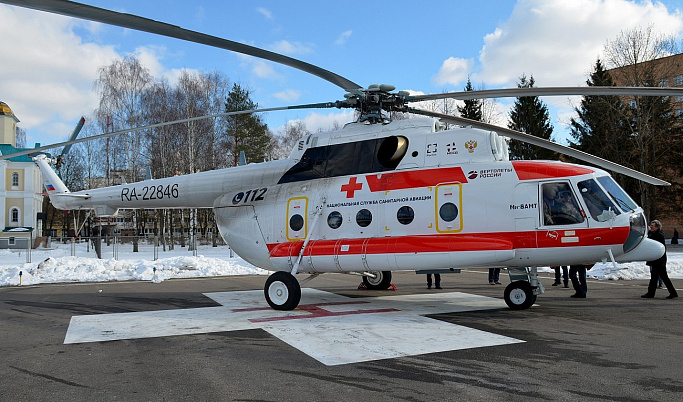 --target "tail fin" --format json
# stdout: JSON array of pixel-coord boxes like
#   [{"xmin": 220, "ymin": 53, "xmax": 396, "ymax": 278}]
[{"xmin": 33, "ymin": 154, "xmax": 70, "ymax": 195}]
